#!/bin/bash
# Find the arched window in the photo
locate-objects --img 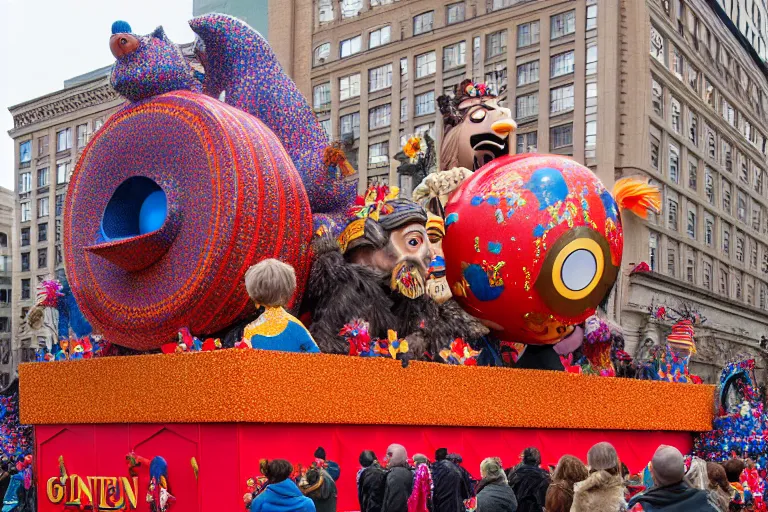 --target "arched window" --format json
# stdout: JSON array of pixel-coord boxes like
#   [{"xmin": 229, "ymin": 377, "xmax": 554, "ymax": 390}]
[{"xmin": 313, "ymin": 43, "xmax": 330, "ymax": 66}]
